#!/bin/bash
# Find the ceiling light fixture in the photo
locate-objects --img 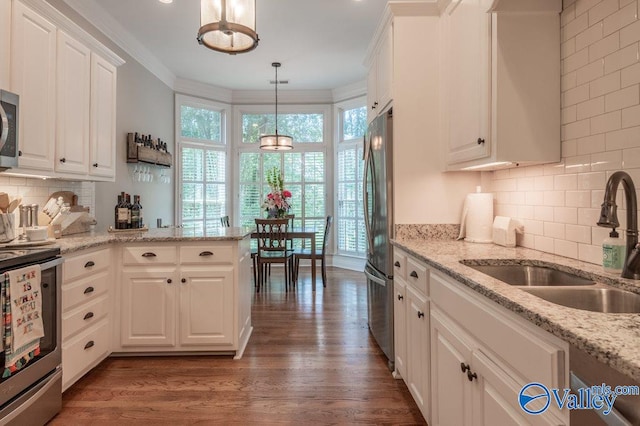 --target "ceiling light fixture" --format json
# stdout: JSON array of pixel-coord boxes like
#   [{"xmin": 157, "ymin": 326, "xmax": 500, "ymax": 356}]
[
  {"xmin": 197, "ymin": 0, "xmax": 259, "ymax": 55},
  {"xmin": 259, "ymin": 62, "xmax": 293, "ymax": 151},
  {"xmin": 158, "ymin": 0, "xmax": 173, "ymax": 4}
]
